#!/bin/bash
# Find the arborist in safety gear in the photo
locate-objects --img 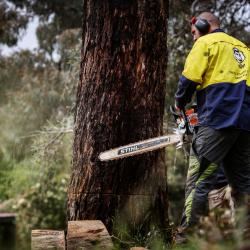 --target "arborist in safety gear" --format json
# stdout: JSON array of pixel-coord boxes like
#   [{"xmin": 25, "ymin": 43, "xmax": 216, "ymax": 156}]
[{"xmin": 174, "ymin": 11, "xmax": 250, "ymax": 243}]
